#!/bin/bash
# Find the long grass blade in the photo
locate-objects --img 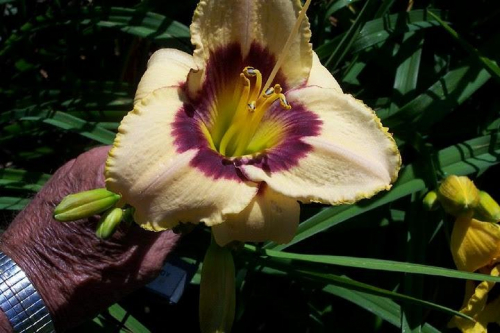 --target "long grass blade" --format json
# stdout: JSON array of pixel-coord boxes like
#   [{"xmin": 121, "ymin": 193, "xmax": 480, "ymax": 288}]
[
  {"xmin": 252, "ymin": 246, "xmax": 500, "ymax": 284},
  {"xmin": 324, "ymin": 0, "xmax": 378, "ymax": 69}
]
